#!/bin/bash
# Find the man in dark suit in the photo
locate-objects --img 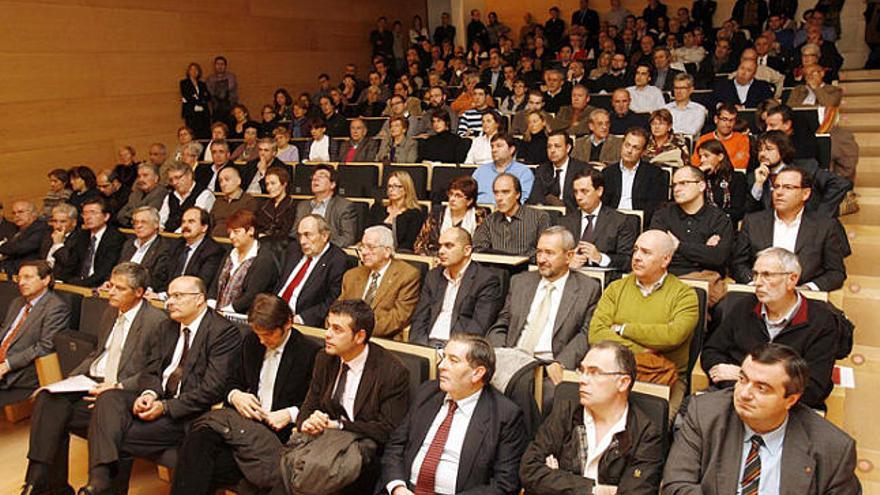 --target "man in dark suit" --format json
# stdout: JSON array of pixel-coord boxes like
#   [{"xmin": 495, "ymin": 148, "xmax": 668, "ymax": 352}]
[
  {"xmin": 571, "ymin": 0, "xmax": 599, "ymax": 33},
  {"xmin": 381, "ymin": 334, "xmax": 528, "ymax": 494},
  {"xmin": 276, "ymin": 214, "xmax": 353, "ymax": 327},
  {"xmin": 163, "ymin": 207, "xmax": 226, "ymax": 293},
  {"xmin": 558, "ymin": 168, "xmax": 637, "ymax": 274},
  {"xmin": 118, "ymin": 206, "xmax": 173, "ymax": 293},
  {"xmin": 240, "ymin": 138, "xmax": 288, "ymax": 195},
  {"xmin": 488, "ymin": 226, "xmax": 601, "ymax": 406},
  {"xmin": 733, "ymin": 167, "xmax": 847, "ymax": 291},
  {"xmin": 194, "ymin": 139, "xmax": 237, "ymax": 193},
  {"xmin": 608, "ymin": 89, "xmax": 649, "ymax": 135},
  {"xmin": 531, "ymin": 131, "xmax": 590, "ymax": 211},
  {"xmin": 22, "ymin": 262, "xmax": 167, "ymax": 494},
  {"xmin": 334, "ymin": 118, "xmax": 380, "ymax": 163},
  {"xmin": 0, "ymin": 261, "xmax": 69, "ymax": 408},
  {"xmin": 601, "ymin": 127, "xmax": 669, "ymax": 225},
  {"xmin": 41, "ymin": 203, "xmax": 79, "ymax": 269},
  {"xmin": 52, "ymin": 197, "xmax": 125, "ymax": 287},
  {"xmin": 663, "ymin": 344, "xmax": 861, "ymax": 494},
  {"xmin": 292, "ymin": 164, "xmax": 359, "ymax": 249},
  {"xmin": 170, "ymin": 294, "xmax": 320, "ymax": 494},
  {"xmin": 79, "ymin": 275, "xmax": 241, "ymax": 495},
  {"xmin": 410, "ymin": 228, "xmax": 503, "ymax": 346},
  {"xmin": 0, "ymin": 201, "xmax": 51, "ymax": 275},
  {"xmin": 712, "ymin": 59, "xmax": 775, "ymax": 108},
  {"xmin": 298, "ymin": 299, "xmax": 410, "ymax": 495}
]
